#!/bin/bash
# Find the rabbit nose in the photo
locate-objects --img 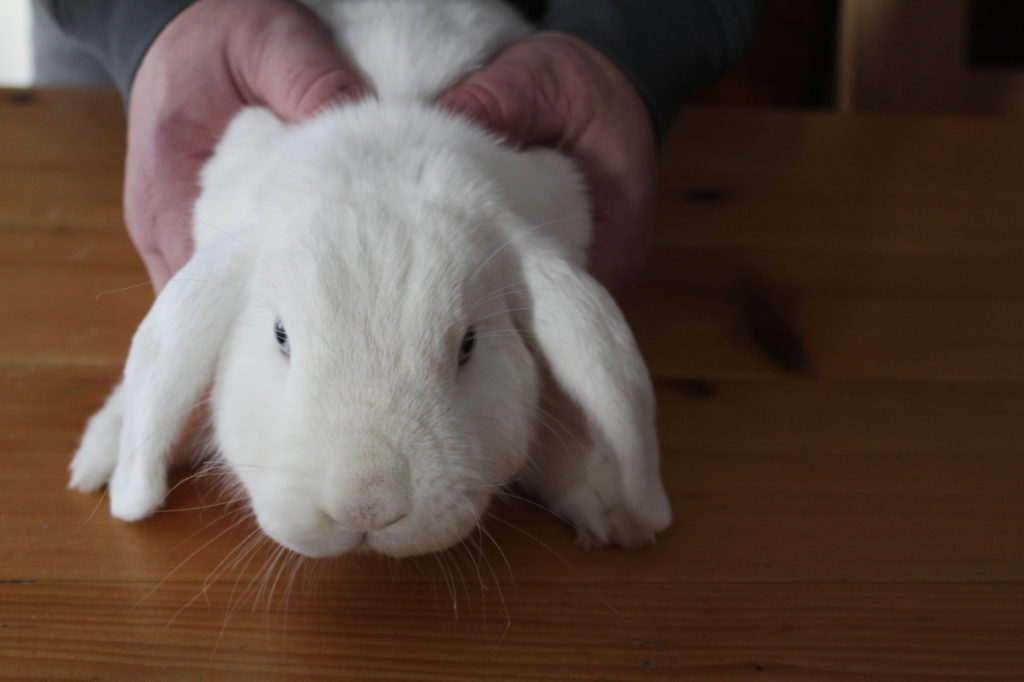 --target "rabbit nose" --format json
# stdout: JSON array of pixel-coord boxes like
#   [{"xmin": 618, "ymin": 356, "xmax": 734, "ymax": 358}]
[
  {"xmin": 324, "ymin": 499, "xmax": 408, "ymax": 532},
  {"xmin": 321, "ymin": 474, "xmax": 410, "ymax": 532}
]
